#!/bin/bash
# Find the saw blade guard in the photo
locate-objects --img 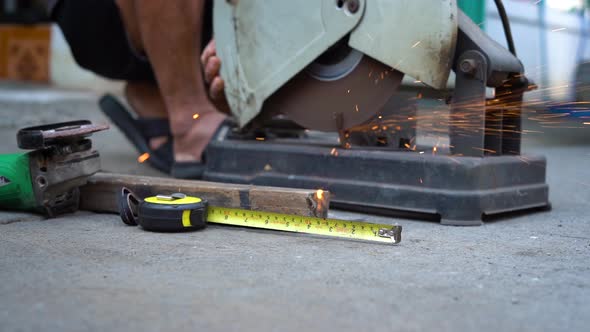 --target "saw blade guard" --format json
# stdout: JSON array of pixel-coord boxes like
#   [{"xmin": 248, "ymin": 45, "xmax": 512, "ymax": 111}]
[{"xmin": 214, "ymin": 0, "xmax": 458, "ymax": 130}]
